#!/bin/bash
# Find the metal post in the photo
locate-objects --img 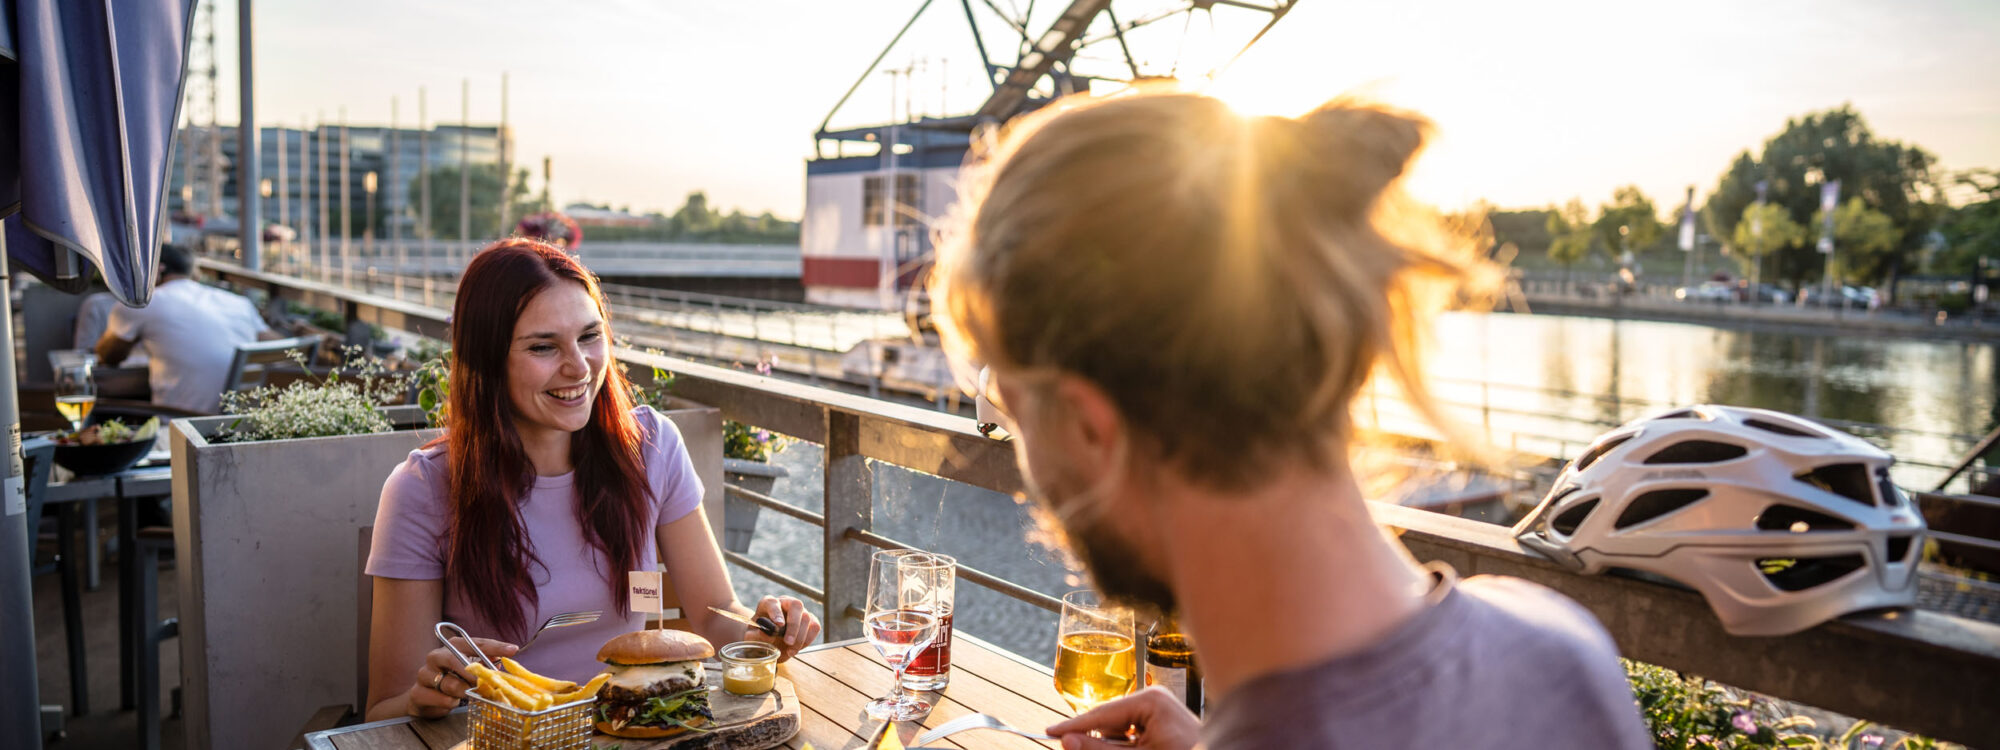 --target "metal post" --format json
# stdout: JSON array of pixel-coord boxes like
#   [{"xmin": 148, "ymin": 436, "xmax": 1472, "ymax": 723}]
[
  {"xmin": 340, "ymin": 111, "xmax": 351, "ymax": 288},
  {"xmin": 391, "ymin": 97, "xmax": 402, "ymax": 298},
  {"xmin": 458, "ymin": 79, "xmax": 471, "ymax": 271},
  {"xmin": 237, "ymin": 0, "xmax": 260, "ymax": 271},
  {"xmin": 317, "ymin": 115, "xmax": 329, "ymax": 282},
  {"xmin": 420, "ymin": 88, "xmax": 431, "ymax": 284},
  {"xmin": 823, "ymin": 411, "xmax": 872, "ymax": 641},
  {"xmin": 276, "ymin": 126, "xmax": 287, "ymax": 271},
  {"xmin": 497, "ymin": 72, "xmax": 511, "ymax": 236},
  {"xmin": 0, "ymin": 227, "xmax": 42, "ymax": 748},
  {"xmin": 298, "ymin": 115, "xmax": 310, "ymax": 273}
]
